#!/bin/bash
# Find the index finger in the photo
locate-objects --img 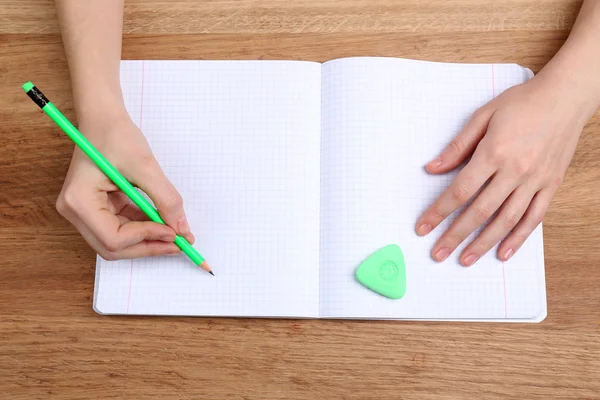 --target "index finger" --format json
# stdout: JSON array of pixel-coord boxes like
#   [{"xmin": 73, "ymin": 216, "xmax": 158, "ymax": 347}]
[
  {"xmin": 416, "ymin": 159, "xmax": 495, "ymax": 236},
  {"xmin": 75, "ymin": 205, "xmax": 176, "ymax": 252}
]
